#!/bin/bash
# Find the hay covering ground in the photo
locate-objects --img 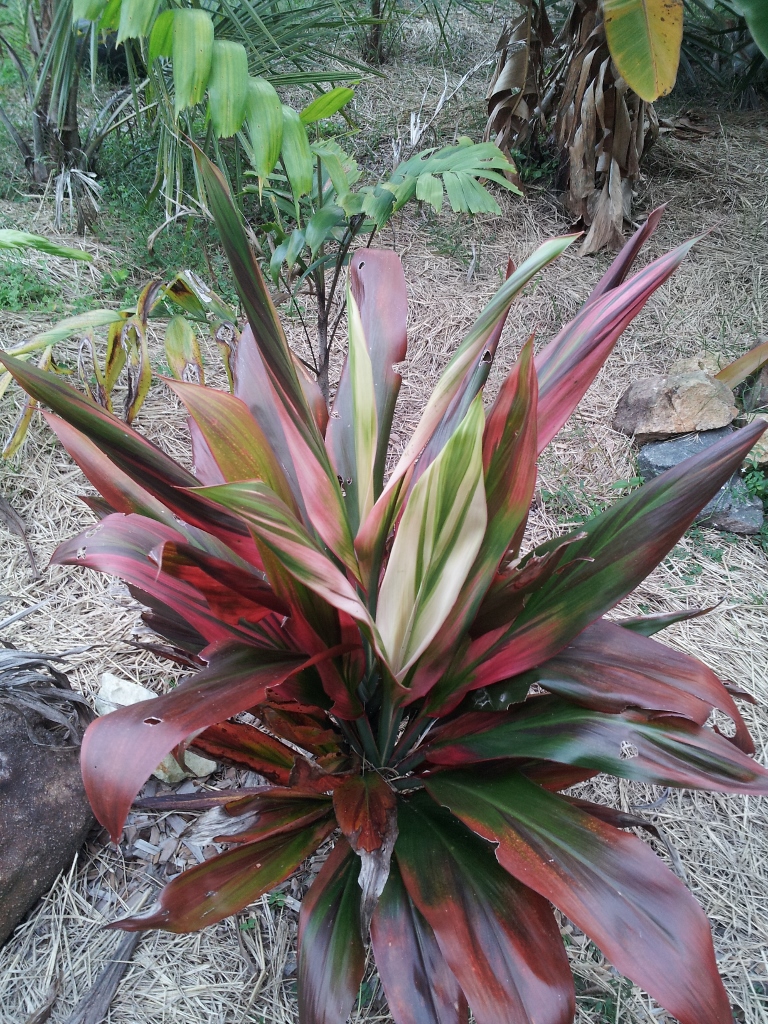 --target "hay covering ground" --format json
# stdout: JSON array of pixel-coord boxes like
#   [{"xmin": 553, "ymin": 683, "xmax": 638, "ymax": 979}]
[{"xmin": 1, "ymin": 17, "xmax": 767, "ymax": 1023}]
